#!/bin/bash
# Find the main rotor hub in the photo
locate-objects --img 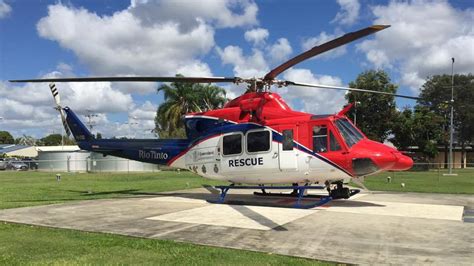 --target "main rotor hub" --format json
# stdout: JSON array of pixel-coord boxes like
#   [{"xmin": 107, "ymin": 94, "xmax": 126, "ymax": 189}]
[{"xmin": 237, "ymin": 78, "xmax": 285, "ymax": 92}]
